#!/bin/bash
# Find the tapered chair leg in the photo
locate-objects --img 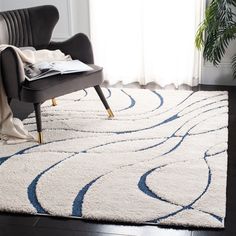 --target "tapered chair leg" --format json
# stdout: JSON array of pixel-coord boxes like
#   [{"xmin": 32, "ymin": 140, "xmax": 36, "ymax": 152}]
[
  {"xmin": 34, "ymin": 103, "xmax": 43, "ymax": 144},
  {"xmin": 94, "ymin": 85, "xmax": 114, "ymax": 118},
  {"xmin": 51, "ymin": 98, "xmax": 57, "ymax": 106}
]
